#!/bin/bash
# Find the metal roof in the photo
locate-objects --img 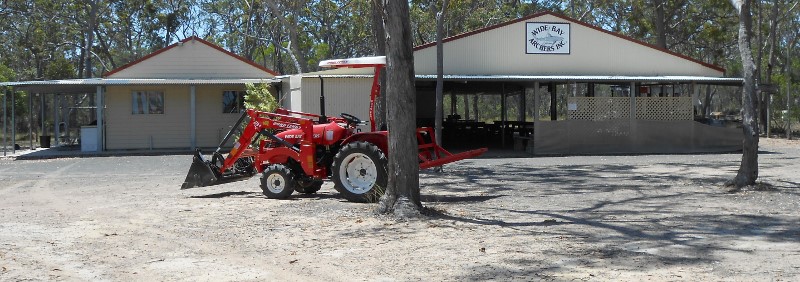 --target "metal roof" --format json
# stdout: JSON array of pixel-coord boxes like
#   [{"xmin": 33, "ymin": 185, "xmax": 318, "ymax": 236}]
[
  {"xmin": 414, "ymin": 75, "xmax": 744, "ymax": 85},
  {"xmin": 1, "ymin": 78, "xmax": 280, "ymax": 94},
  {"xmin": 299, "ymin": 74, "xmax": 744, "ymax": 85}
]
